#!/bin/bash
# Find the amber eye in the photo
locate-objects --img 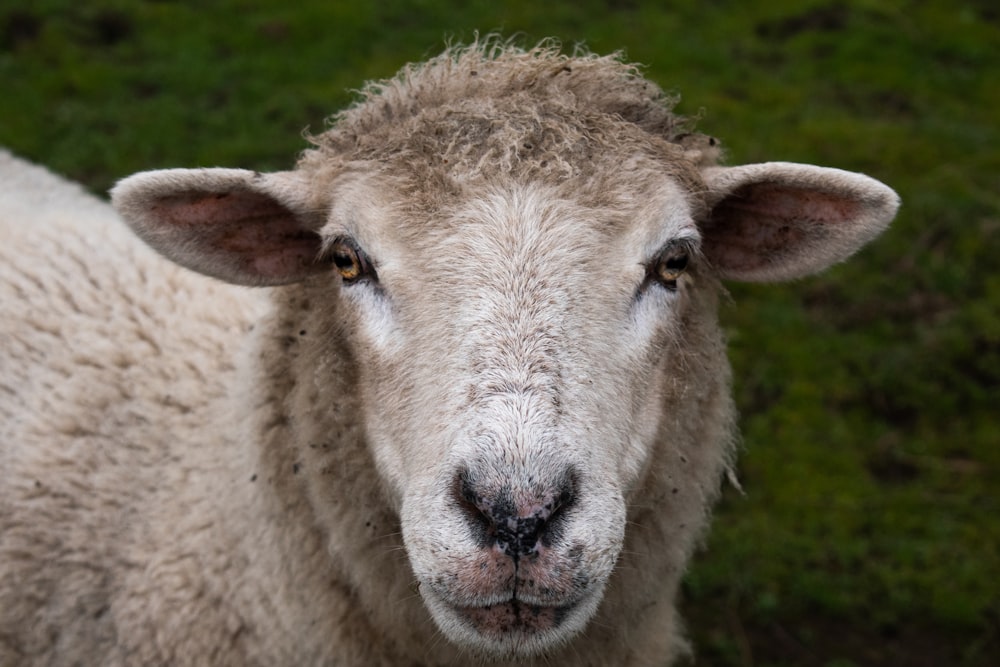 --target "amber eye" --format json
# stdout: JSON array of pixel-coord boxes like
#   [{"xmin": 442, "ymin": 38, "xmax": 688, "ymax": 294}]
[
  {"xmin": 653, "ymin": 246, "xmax": 689, "ymax": 289},
  {"xmin": 327, "ymin": 238, "xmax": 375, "ymax": 283}
]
